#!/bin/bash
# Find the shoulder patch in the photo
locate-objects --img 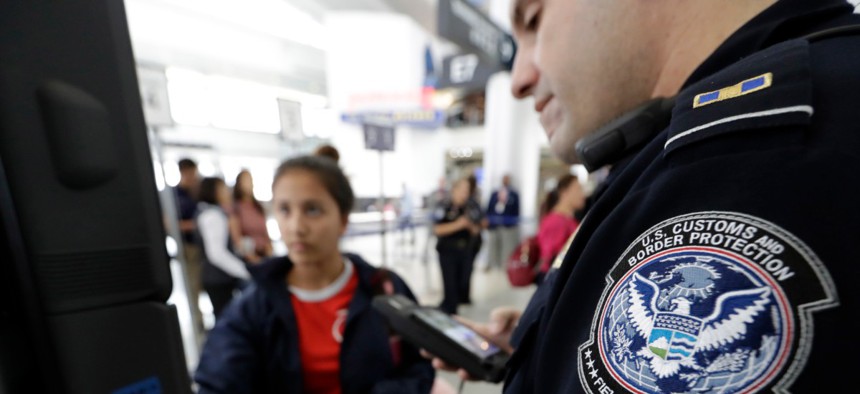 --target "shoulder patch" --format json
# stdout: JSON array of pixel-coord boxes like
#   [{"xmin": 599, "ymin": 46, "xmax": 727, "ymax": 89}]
[
  {"xmin": 578, "ymin": 211, "xmax": 838, "ymax": 393},
  {"xmin": 665, "ymin": 39, "xmax": 813, "ymax": 154}
]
